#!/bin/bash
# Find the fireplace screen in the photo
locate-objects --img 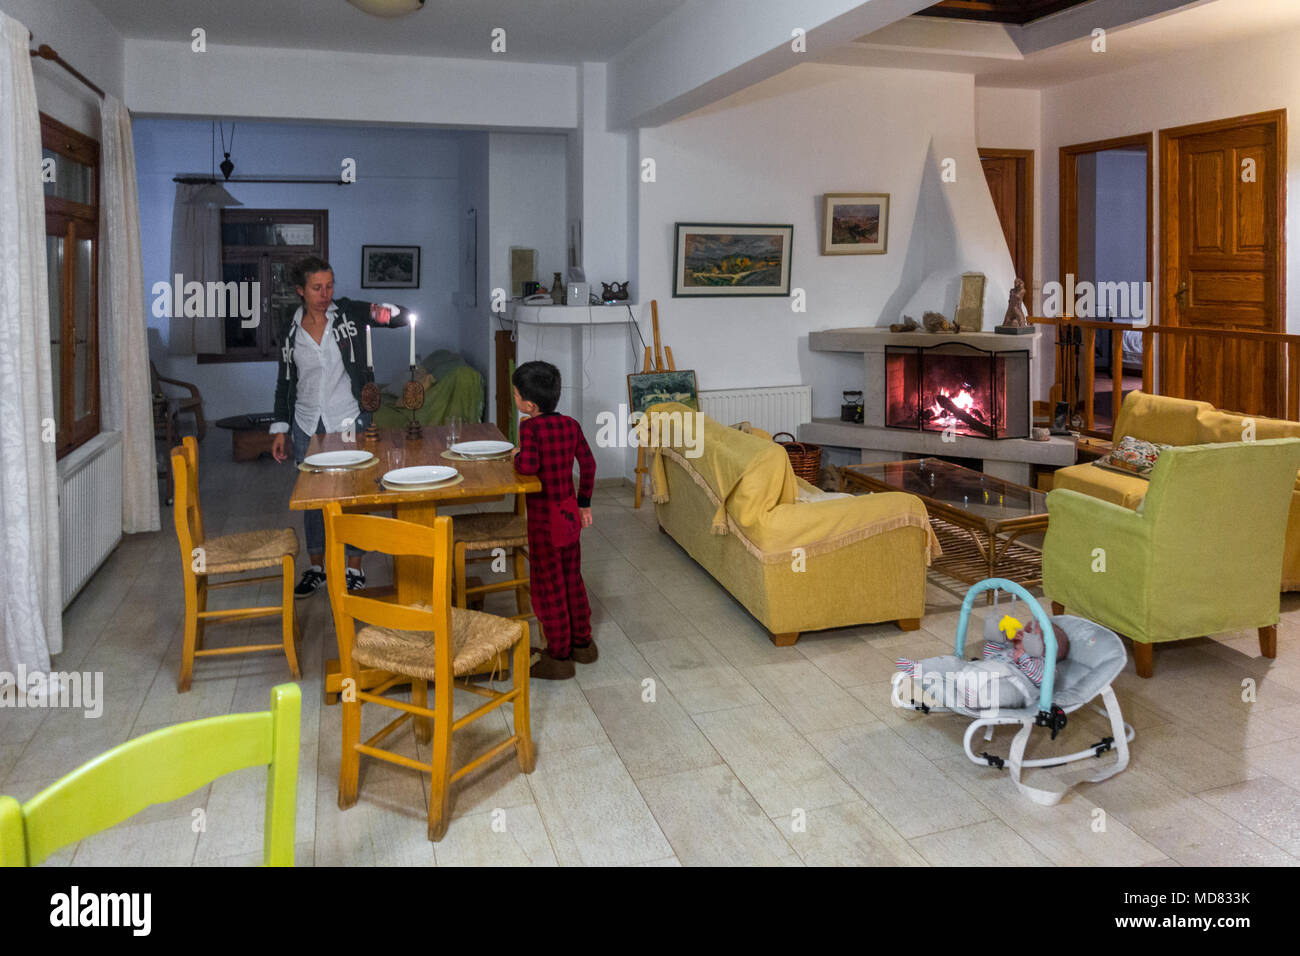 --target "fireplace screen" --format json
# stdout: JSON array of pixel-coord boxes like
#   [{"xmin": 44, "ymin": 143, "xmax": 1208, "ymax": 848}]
[{"xmin": 885, "ymin": 342, "xmax": 1029, "ymax": 440}]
